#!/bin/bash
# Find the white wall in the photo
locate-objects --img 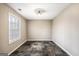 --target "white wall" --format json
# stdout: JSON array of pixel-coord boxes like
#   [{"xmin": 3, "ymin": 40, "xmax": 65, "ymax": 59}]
[
  {"xmin": 52, "ymin": 4, "xmax": 79, "ymax": 56},
  {"xmin": 28, "ymin": 20, "xmax": 52, "ymax": 41}
]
